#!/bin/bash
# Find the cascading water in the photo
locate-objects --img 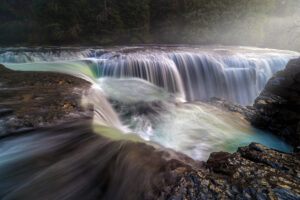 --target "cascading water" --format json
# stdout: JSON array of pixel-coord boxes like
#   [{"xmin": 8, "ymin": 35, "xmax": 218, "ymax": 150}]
[
  {"xmin": 90, "ymin": 47, "xmax": 297, "ymax": 105},
  {"xmin": 90, "ymin": 54, "xmax": 186, "ymax": 100},
  {"xmin": 0, "ymin": 46, "xmax": 298, "ymax": 160},
  {"xmin": 1, "ymin": 46, "xmax": 298, "ymax": 105}
]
